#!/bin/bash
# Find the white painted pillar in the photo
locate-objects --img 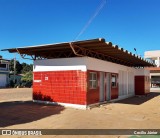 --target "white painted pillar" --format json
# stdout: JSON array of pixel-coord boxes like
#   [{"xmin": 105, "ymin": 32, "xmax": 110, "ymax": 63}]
[{"xmin": 157, "ymin": 57, "xmax": 160, "ymax": 67}]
